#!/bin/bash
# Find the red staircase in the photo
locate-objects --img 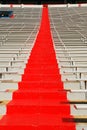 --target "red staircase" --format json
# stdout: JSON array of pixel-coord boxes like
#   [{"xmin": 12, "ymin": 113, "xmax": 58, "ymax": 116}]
[{"xmin": 0, "ymin": 6, "xmax": 76, "ymax": 130}]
